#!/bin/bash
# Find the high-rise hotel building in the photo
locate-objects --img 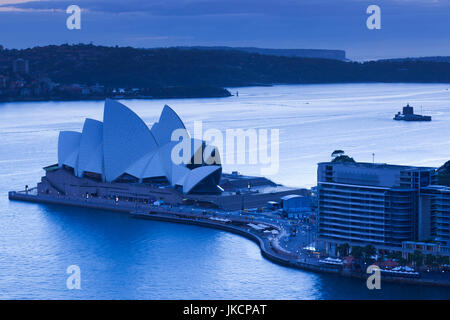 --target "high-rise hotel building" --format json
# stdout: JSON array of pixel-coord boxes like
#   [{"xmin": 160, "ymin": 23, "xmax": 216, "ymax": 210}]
[{"xmin": 316, "ymin": 161, "xmax": 449, "ymax": 255}]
